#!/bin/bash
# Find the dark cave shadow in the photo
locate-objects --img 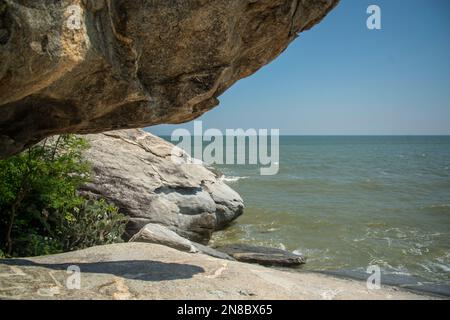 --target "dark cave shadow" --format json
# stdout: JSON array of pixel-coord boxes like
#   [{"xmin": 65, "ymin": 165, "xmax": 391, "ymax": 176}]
[{"xmin": 0, "ymin": 259, "xmax": 205, "ymax": 282}]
